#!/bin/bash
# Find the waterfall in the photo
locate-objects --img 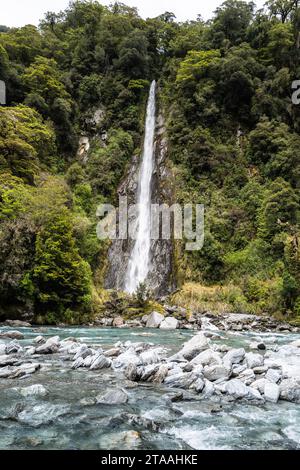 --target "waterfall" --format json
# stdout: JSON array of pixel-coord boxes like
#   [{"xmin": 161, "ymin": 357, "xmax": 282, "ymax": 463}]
[{"xmin": 125, "ymin": 80, "xmax": 156, "ymax": 294}]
